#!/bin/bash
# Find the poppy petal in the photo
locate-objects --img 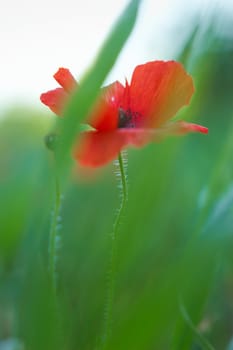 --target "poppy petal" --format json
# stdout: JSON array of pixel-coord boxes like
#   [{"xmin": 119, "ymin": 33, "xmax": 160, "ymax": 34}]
[
  {"xmin": 161, "ymin": 121, "xmax": 208, "ymax": 135},
  {"xmin": 88, "ymin": 81, "xmax": 125, "ymax": 131},
  {"xmin": 129, "ymin": 61, "xmax": 194, "ymax": 127},
  {"xmin": 40, "ymin": 88, "xmax": 68, "ymax": 115},
  {"xmin": 74, "ymin": 121, "xmax": 208, "ymax": 167},
  {"xmin": 53, "ymin": 67, "xmax": 78, "ymax": 93},
  {"xmin": 74, "ymin": 130, "xmax": 126, "ymax": 167},
  {"xmin": 74, "ymin": 129, "xmax": 158, "ymax": 167}
]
